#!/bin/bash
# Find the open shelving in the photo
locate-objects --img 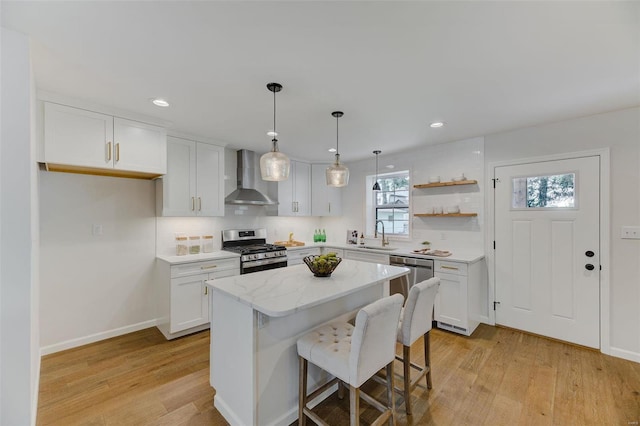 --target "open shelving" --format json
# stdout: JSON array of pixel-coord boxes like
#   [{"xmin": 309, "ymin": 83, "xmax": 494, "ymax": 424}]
[{"xmin": 413, "ymin": 179, "xmax": 477, "ymax": 189}]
